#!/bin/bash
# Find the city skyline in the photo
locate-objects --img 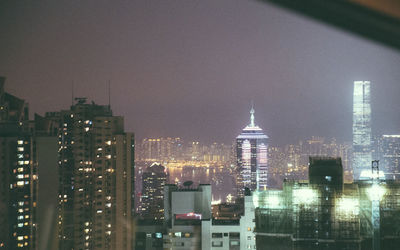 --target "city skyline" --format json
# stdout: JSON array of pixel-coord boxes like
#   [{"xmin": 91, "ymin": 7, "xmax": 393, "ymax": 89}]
[
  {"xmin": 1, "ymin": 0, "xmax": 400, "ymax": 146},
  {"xmin": 2, "ymin": 1, "xmax": 400, "ymax": 250}
]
